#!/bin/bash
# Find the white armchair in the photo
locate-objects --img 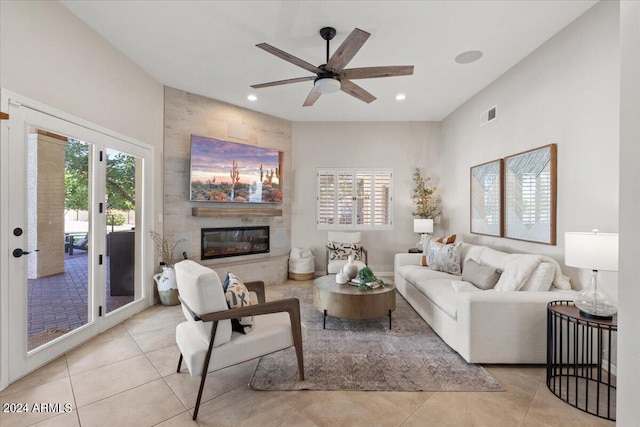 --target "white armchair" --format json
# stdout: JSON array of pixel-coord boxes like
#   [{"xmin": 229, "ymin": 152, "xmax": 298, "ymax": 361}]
[
  {"xmin": 326, "ymin": 231, "xmax": 368, "ymax": 274},
  {"xmin": 174, "ymin": 260, "xmax": 305, "ymax": 420}
]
